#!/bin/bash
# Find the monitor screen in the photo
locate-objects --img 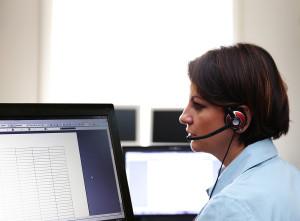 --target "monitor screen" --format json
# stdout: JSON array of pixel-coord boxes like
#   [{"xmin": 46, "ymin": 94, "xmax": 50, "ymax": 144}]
[
  {"xmin": 115, "ymin": 107, "xmax": 139, "ymax": 145},
  {"xmin": 0, "ymin": 103, "xmax": 134, "ymax": 221},
  {"xmin": 123, "ymin": 145, "xmax": 220, "ymax": 217},
  {"xmin": 151, "ymin": 109, "xmax": 188, "ymax": 144}
]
